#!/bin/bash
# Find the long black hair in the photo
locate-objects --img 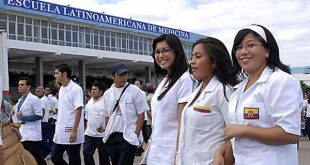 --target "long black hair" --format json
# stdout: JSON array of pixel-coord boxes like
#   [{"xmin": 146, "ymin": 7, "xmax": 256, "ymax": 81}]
[
  {"xmin": 192, "ymin": 37, "xmax": 238, "ymax": 100},
  {"xmin": 231, "ymin": 24, "xmax": 290, "ymax": 79},
  {"xmin": 152, "ymin": 34, "xmax": 189, "ymax": 100}
]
